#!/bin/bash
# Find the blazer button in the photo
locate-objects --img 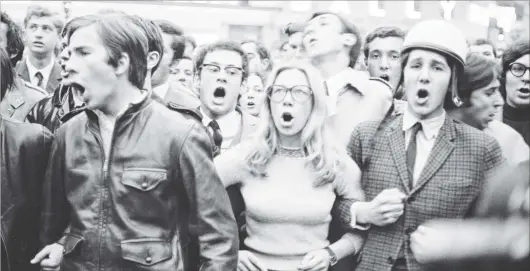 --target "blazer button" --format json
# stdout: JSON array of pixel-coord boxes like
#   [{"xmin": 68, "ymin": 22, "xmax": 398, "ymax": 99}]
[
  {"xmin": 141, "ymin": 182, "xmax": 148, "ymax": 189},
  {"xmin": 405, "ymin": 227, "xmax": 414, "ymax": 235},
  {"xmin": 145, "ymin": 257, "xmax": 152, "ymax": 264},
  {"xmin": 387, "ymin": 256, "xmax": 394, "ymax": 264}
]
